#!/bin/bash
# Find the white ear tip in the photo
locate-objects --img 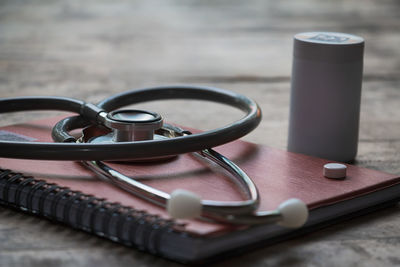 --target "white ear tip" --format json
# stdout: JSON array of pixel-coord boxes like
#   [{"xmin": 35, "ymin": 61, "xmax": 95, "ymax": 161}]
[
  {"xmin": 277, "ymin": 198, "xmax": 308, "ymax": 228},
  {"xmin": 167, "ymin": 189, "xmax": 202, "ymax": 219}
]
